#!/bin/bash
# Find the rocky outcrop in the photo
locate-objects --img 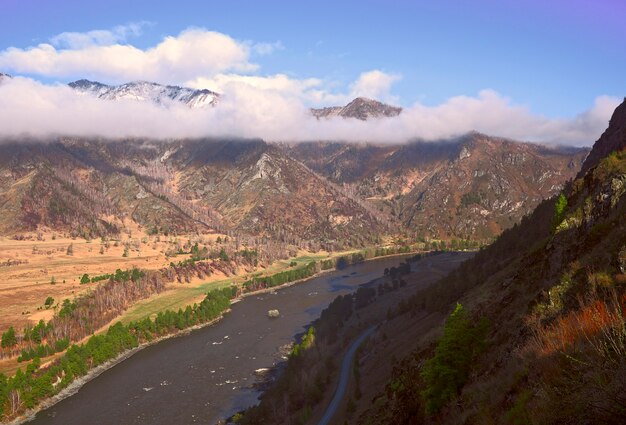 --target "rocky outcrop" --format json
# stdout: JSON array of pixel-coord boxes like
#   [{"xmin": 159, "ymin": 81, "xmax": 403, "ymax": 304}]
[{"xmin": 579, "ymin": 98, "xmax": 626, "ymax": 175}]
